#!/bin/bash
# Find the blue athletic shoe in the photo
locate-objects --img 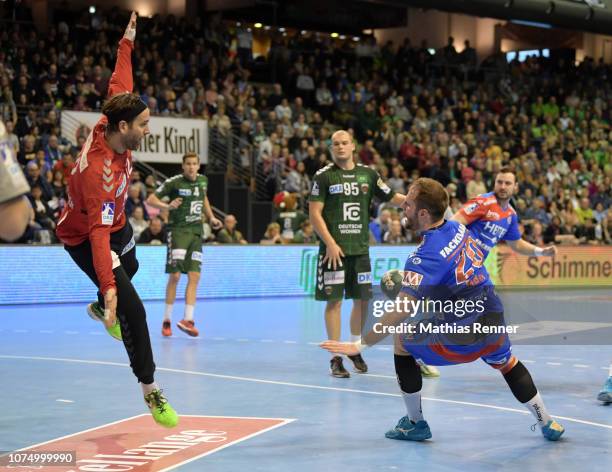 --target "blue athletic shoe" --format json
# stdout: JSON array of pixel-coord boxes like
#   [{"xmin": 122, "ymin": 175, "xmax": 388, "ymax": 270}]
[
  {"xmin": 385, "ymin": 416, "xmax": 432, "ymax": 441},
  {"xmin": 597, "ymin": 376, "xmax": 612, "ymax": 403},
  {"xmin": 541, "ymin": 420, "xmax": 565, "ymax": 441}
]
